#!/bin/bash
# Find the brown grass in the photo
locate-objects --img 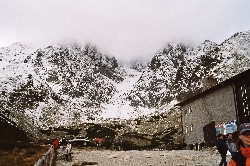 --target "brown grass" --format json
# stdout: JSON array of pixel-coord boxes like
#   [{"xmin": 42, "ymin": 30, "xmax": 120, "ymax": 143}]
[{"xmin": 0, "ymin": 144, "xmax": 50, "ymax": 166}]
